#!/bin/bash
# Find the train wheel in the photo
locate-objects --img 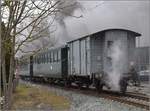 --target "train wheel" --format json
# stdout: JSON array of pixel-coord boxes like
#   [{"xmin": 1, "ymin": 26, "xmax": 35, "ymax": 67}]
[
  {"xmin": 96, "ymin": 81, "xmax": 103, "ymax": 93},
  {"xmin": 86, "ymin": 84, "xmax": 89, "ymax": 89},
  {"xmin": 98, "ymin": 84, "xmax": 103, "ymax": 93},
  {"xmin": 65, "ymin": 81, "xmax": 71, "ymax": 87},
  {"xmin": 78, "ymin": 83, "xmax": 83, "ymax": 89},
  {"xmin": 120, "ymin": 85, "xmax": 127, "ymax": 94},
  {"xmin": 120, "ymin": 79, "xmax": 127, "ymax": 94}
]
